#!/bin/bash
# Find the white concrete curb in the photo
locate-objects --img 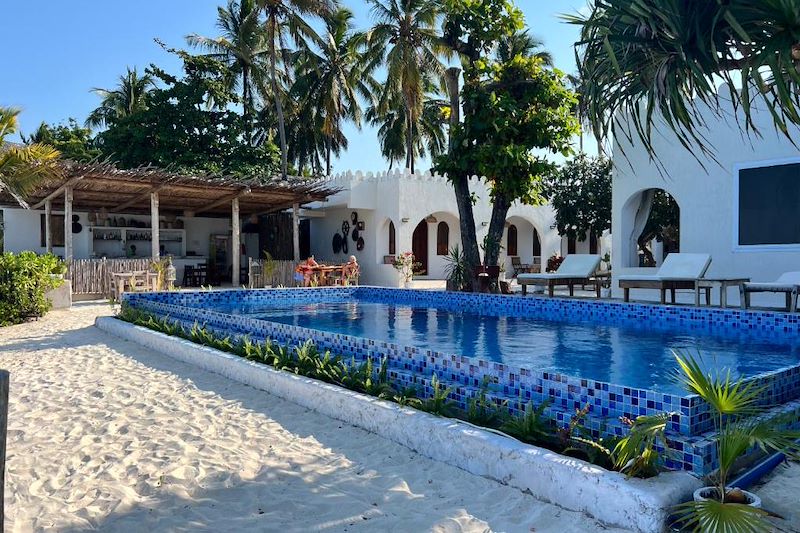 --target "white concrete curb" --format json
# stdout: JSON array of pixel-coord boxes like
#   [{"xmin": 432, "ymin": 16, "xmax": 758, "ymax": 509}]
[{"xmin": 96, "ymin": 316, "xmax": 700, "ymax": 532}]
